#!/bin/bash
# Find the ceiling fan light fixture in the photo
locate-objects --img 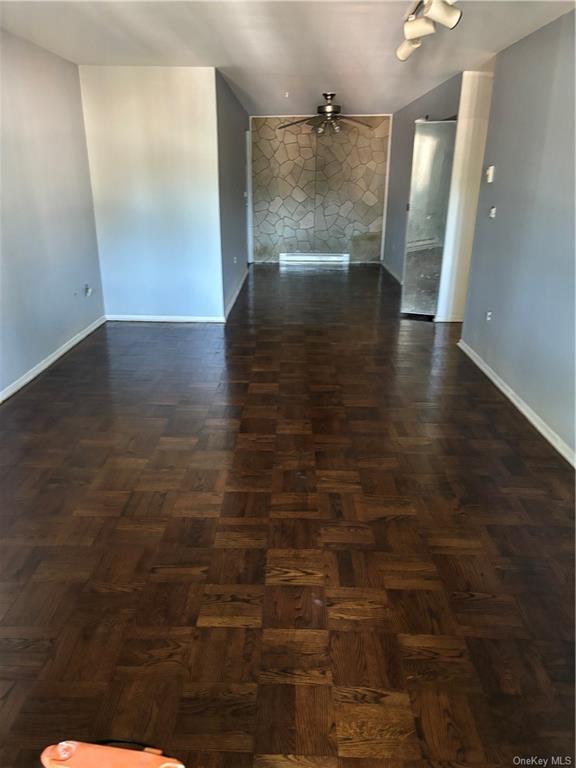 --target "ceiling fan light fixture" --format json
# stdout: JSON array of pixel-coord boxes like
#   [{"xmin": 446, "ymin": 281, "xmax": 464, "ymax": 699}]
[
  {"xmin": 403, "ymin": 15, "xmax": 436, "ymax": 40},
  {"xmin": 277, "ymin": 94, "xmax": 374, "ymax": 135},
  {"xmin": 423, "ymin": 0, "xmax": 462, "ymax": 30},
  {"xmin": 396, "ymin": 38, "xmax": 422, "ymax": 61}
]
